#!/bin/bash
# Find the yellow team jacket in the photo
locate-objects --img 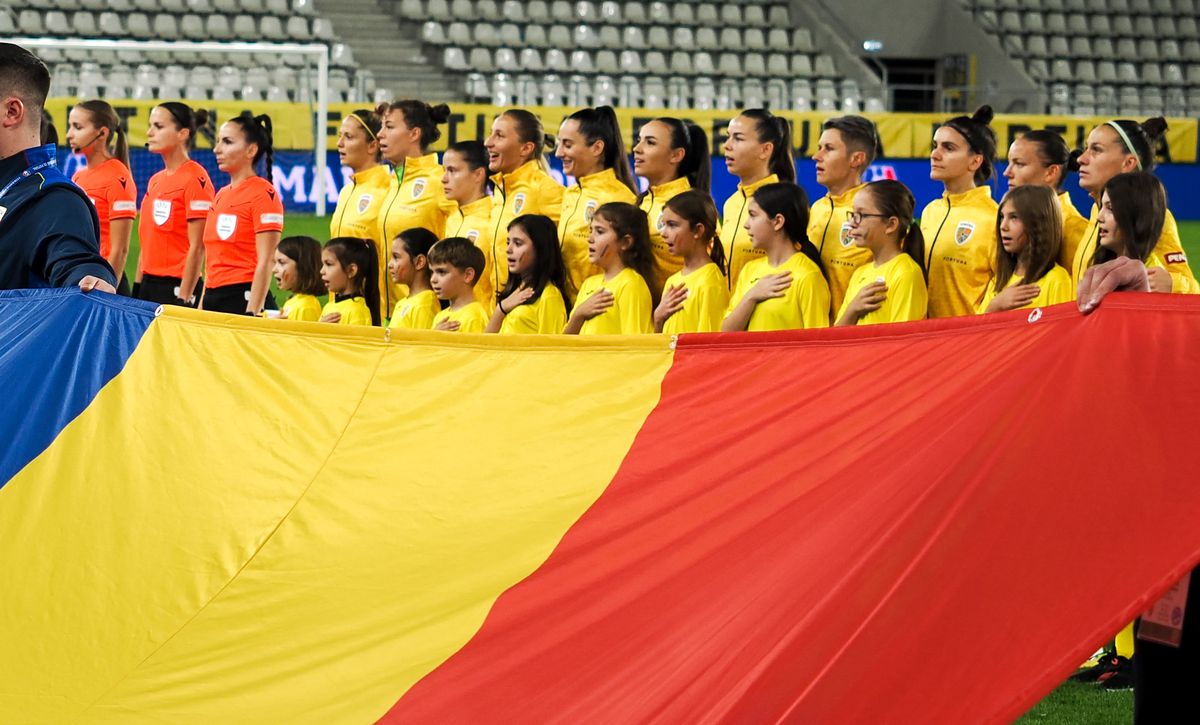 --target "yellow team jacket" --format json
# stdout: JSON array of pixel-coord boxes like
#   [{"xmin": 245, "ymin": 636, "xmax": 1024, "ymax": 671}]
[
  {"xmin": 1071, "ymin": 206, "xmax": 1199, "ymax": 294},
  {"xmin": 447, "ymin": 196, "xmax": 496, "ymax": 309},
  {"xmin": 661, "ymin": 262, "xmax": 730, "ymax": 334},
  {"xmin": 320, "ymin": 295, "xmax": 373, "ymax": 326},
  {"xmin": 727, "ymin": 251, "xmax": 831, "ymax": 332},
  {"xmin": 808, "ymin": 182, "xmax": 871, "ymax": 320},
  {"xmin": 559, "ymin": 167, "xmax": 638, "ymax": 300},
  {"xmin": 499, "ymin": 284, "xmax": 568, "ymax": 334},
  {"xmin": 329, "ymin": 164, "xmax": 391, "ymax": 241},
  {"xmin": 377, "ymin": 153, "xmax": 457, "ymax": 311},
  {"xmin": 488, "ymin": 160, "xmax": 565, "ymax": 294},
  {"xmin": 575, "ymin": 267, "xmax": 653, "ymax": 335},
  {"xmin": 919, "ymin": 186, "xmax": 998, "ymax": 318},
  {"xmin": 837, "ymin": 253, "xmax": 928, "ymax": 325},
  {"xmin": 280, "ymin": 293, "xmax": 322, "ymax": 322},
  {"xmin": 388, "ymin": 289, "xmax": 441, "ymax": 330},
  {"xmin": 1058, "ymin": 192, "xmax": 1091, "ymax": 272},
  {"xmin": 640, "ymin": 176, "xmax": 692, "ymax": 287},
  {"xmin": 721, "ymin": 174, "xmax": 780, "ymax": 291},
  {"xmin": 976, "ymin": 265, "xmax": 1074, "ymax": 313},
  {"xmin": 433, "ymin": 301, "xmax": 489, "ymax": 333}
]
